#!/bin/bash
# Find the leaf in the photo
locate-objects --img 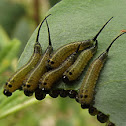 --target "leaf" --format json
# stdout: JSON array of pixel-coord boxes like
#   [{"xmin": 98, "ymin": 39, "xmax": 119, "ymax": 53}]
[
  {"xmin": 0, "ymin": 26, "xmax": 10, "ymax": 49},
  {"xmin": 0, "ymin": 39, "xmax": 21, "ymax": 74},
  {"xmin": 1, "ymin": 0, "xmax": 126, "ymax": 125},
  {"xmin": 0, "ymin": 0, "xmax": 25, "ymax": 36},
  {"xmin": 0, "ymin": 89, "xmax": 39, "ymax": 119}
]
